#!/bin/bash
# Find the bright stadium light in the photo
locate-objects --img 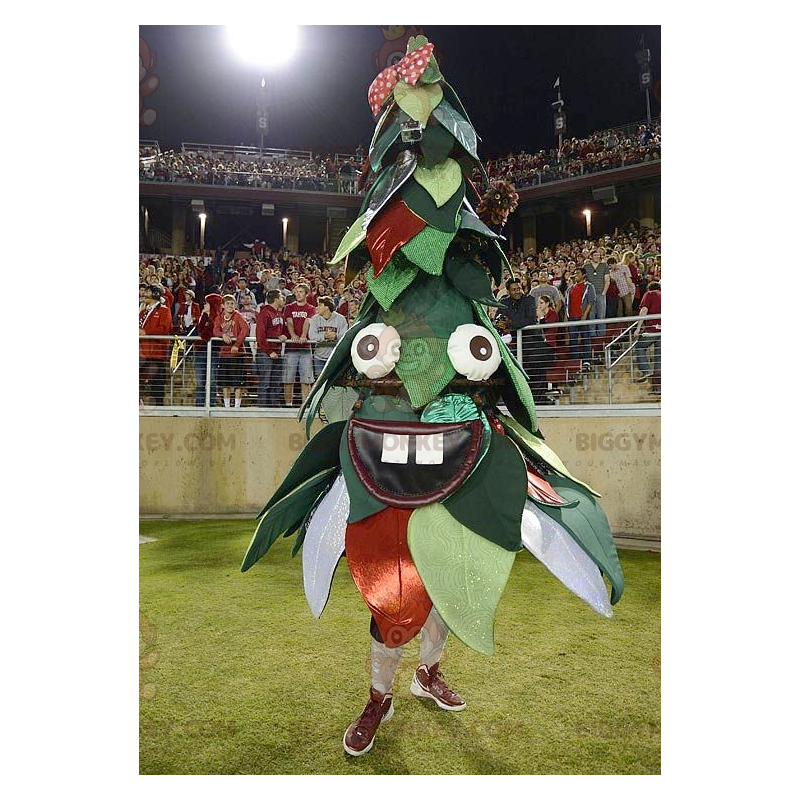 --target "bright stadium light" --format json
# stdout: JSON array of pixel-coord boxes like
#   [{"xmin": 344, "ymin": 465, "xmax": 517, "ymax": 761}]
[
  {"xmin": 226, "ymin": 25, "xmax": 299, "ymax": 67},
  {"xmin": 583, "ymin": 208, "xmax": 592, "ymax": 237}
]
